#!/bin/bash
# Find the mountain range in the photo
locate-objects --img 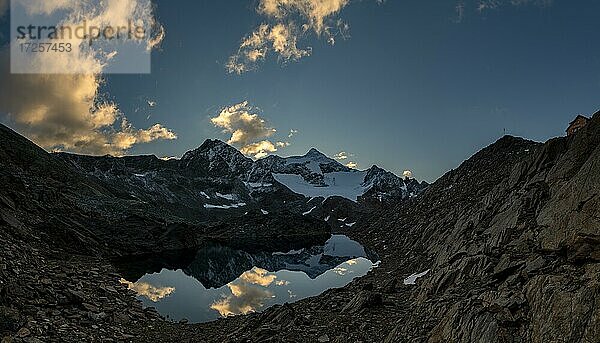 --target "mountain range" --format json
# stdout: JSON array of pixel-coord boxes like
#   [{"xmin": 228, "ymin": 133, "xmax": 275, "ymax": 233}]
[{"xmin": 1, "ymin": 112, "xmax": 599, "ymax": 342}]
